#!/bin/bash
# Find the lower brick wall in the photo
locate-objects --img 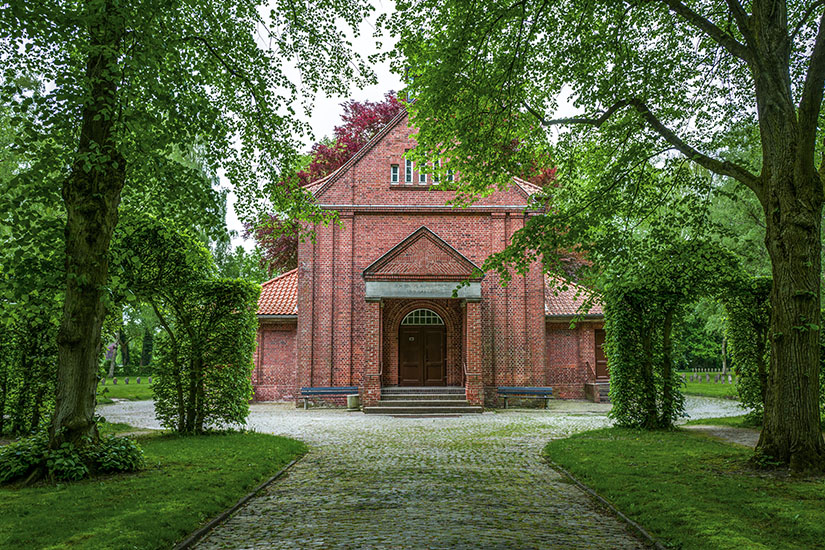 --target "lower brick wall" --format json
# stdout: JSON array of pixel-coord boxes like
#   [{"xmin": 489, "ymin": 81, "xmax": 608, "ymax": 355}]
[
  {"xmin": 253, "ymin": 317, "xmax": 604, "ymax": 405},
  {"xmin": 253, "ymin": 319, "xmax": 298, "ymax": 401}
]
